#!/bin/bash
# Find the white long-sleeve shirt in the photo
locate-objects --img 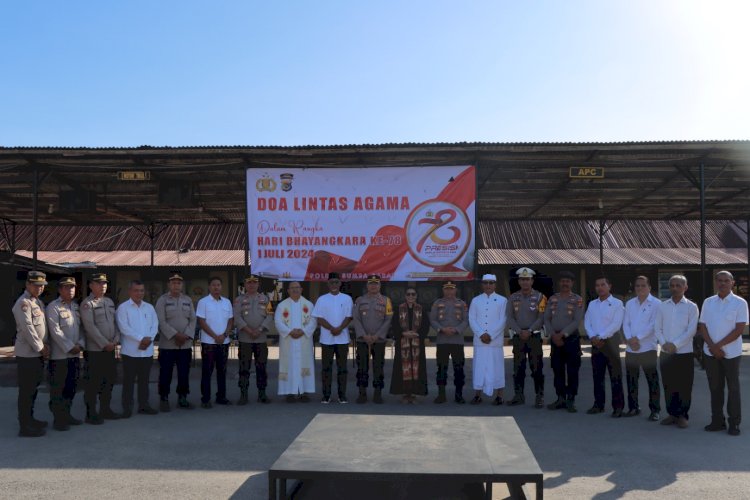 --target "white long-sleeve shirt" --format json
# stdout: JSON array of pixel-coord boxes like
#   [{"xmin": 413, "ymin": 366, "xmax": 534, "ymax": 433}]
[
  {"xmin": 623, "ymin": 294, "xmax": 660, "ymax": 352},
  {"xmin": 655, "ymin": 297, "xmax": 699, "ymax": 355},
  {"xmin": 469, "ymin": 292, "xmax": 508, "ymax": 348},
  {"xmin": 584, "ymin": 295, "xmax": 624, "ymax": 340},
  {"xmin": 116, "ymin": 299, "xmax": 158, "ymax": 358}
]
